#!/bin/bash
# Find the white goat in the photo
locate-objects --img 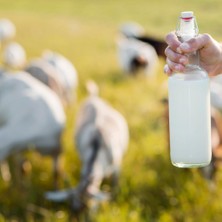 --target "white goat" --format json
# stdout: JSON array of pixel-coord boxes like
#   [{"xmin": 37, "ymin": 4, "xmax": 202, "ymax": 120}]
[
  {"xmin": 0, "ymin": 70, "xmax": 66, "ymax": 187},
  {"xmin": 3, "ymin": 41, "xmax": 26, "ymax": 69},
  {"xmin": 0, "ymin": 18, "xmax": 16, "ymax": 43},
  {"xmin": 119, "ymin": 22, "xmax": 145, "ymax": 39},
  {"xmin": 119, "ymin": 22, "xmax": 167, "ymax": 59},
  {"xmin": 2, "ymin": 42, "xmax": 78, "ymax": 105},
  {"xmin": 45, "ymin": 81, "xmax": 129, "ymax": 212},
  {"xmin": 117, "ymin": 36, "xmax": 159, "ymax": 76},
  {"xmin": 24, "ymin": 58, "xmax": 67, "ymax": 105},
  {"xmin": 42, "ymin": 50, "xmax": 78, "ymax": 103}
]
